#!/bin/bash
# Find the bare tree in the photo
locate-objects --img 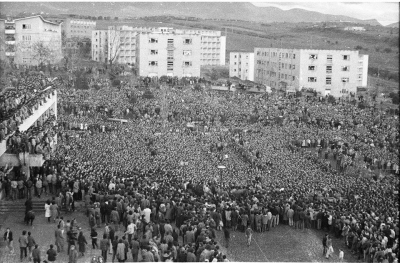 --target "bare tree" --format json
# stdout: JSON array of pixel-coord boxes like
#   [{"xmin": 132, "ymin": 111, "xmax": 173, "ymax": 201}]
[
  {"xmin": 17, "ymin": 36, "xmax": 61, "ymax": 67},
  {"xmin": 108, "ymin": 27, "xmax": 122, "ymax": 66}
]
